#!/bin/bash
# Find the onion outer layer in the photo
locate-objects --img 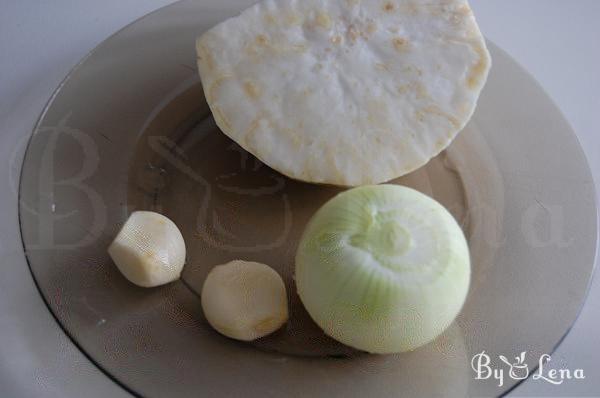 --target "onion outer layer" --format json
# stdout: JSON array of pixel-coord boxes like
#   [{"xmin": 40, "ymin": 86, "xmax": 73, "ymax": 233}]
[{"xmin": 295, "ymin": 185, "xmax": 470, "ymax": 353}]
